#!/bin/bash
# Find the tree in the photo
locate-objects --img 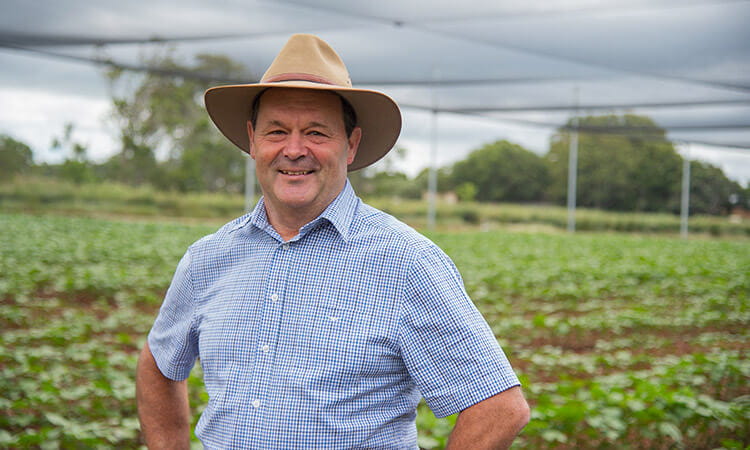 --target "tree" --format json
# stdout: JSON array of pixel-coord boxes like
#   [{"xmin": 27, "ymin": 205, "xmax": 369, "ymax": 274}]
[
  {"xmin": 411, "ymin": 166, "xmax": 454, "ymax": 200},
  {"xmin": 162, "ymin": 117, "xmax": 246, "ymax": 192},
  {"xmin": 51, "ymin": 123, "xmax": 97, "ymax": 184},
  {"xmin": 455, "ymin": 182, "xmax": 478, "ymax": 202},
  {"xmin": 688, "ymin": 161, "xmax": 744, "ymax": 215},
  {"xmin": 450, "ymin": 140, "xmax": 548, "ymax": 203},
  {"xmin": 350, "ymin": 146, "xmax": 422, "ymax": 199},
  {"xmin": 105, "ymin": 49, "xmax": 249, "ymax": 191},
  {"xmin": 546, "ymin": 114, "xmax": 681, "ymax": 212},
  {"xmin": 0, "ymin": 134, "xmax": 34, "ymax": 180}
]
